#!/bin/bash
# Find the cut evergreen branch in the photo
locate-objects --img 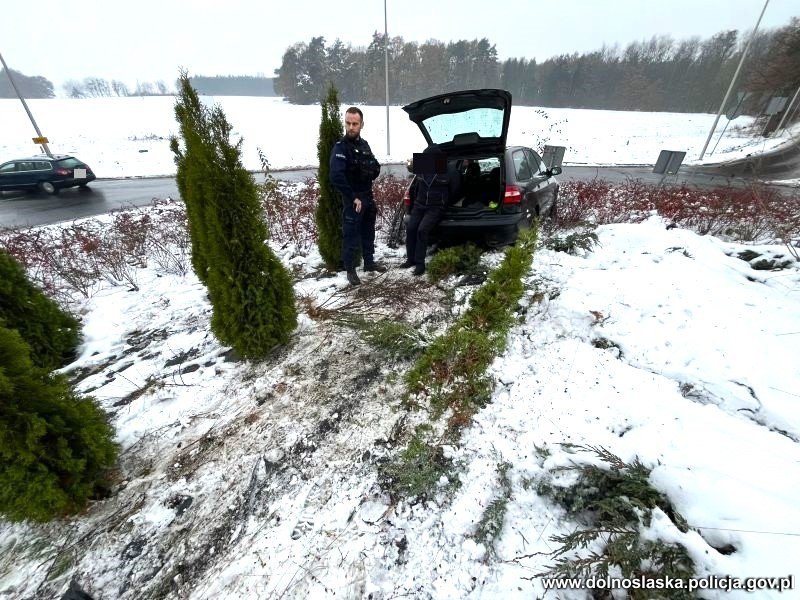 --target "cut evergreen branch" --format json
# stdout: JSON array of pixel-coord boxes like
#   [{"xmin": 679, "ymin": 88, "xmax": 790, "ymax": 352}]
[
  {"xmin": 338, "ymin": 317, "xmax": 428, "ymax": 361},
  {"xmin": 473, "ymin": 461, "xmax": 513, "ymax": 559},
  {"xmin": 384, "ymin": 226, "xmax": 539, "ymax": 502},
  {"xmin": 377, "ymin": 425, "xmax": 458, "ymax": 503},
  {"xmin": 426, "ymin": 243, "xmax": 485, "ymax": 284},
  {"xmin": 544, "ymin": 229, "xmax": 599, "ymax": 255},
  {"xmin": 406, "ymin": 225, "xmax": 539, "ymax": 417},
  {"xmin": 537, "ymin": 445, "xmax": 695, "ymax": 595}
]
